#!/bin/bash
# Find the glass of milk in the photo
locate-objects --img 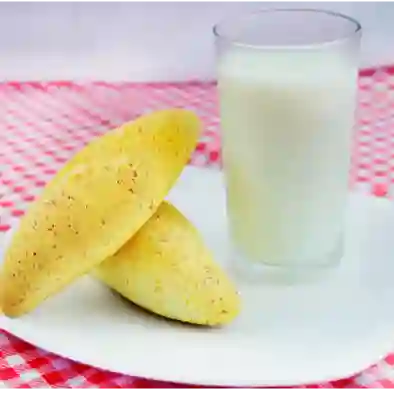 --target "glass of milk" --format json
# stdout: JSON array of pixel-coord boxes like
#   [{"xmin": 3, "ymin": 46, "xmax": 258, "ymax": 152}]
[{"xmin": 214, "ymin": 9, "xmax": 361, "ymax": 275}]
